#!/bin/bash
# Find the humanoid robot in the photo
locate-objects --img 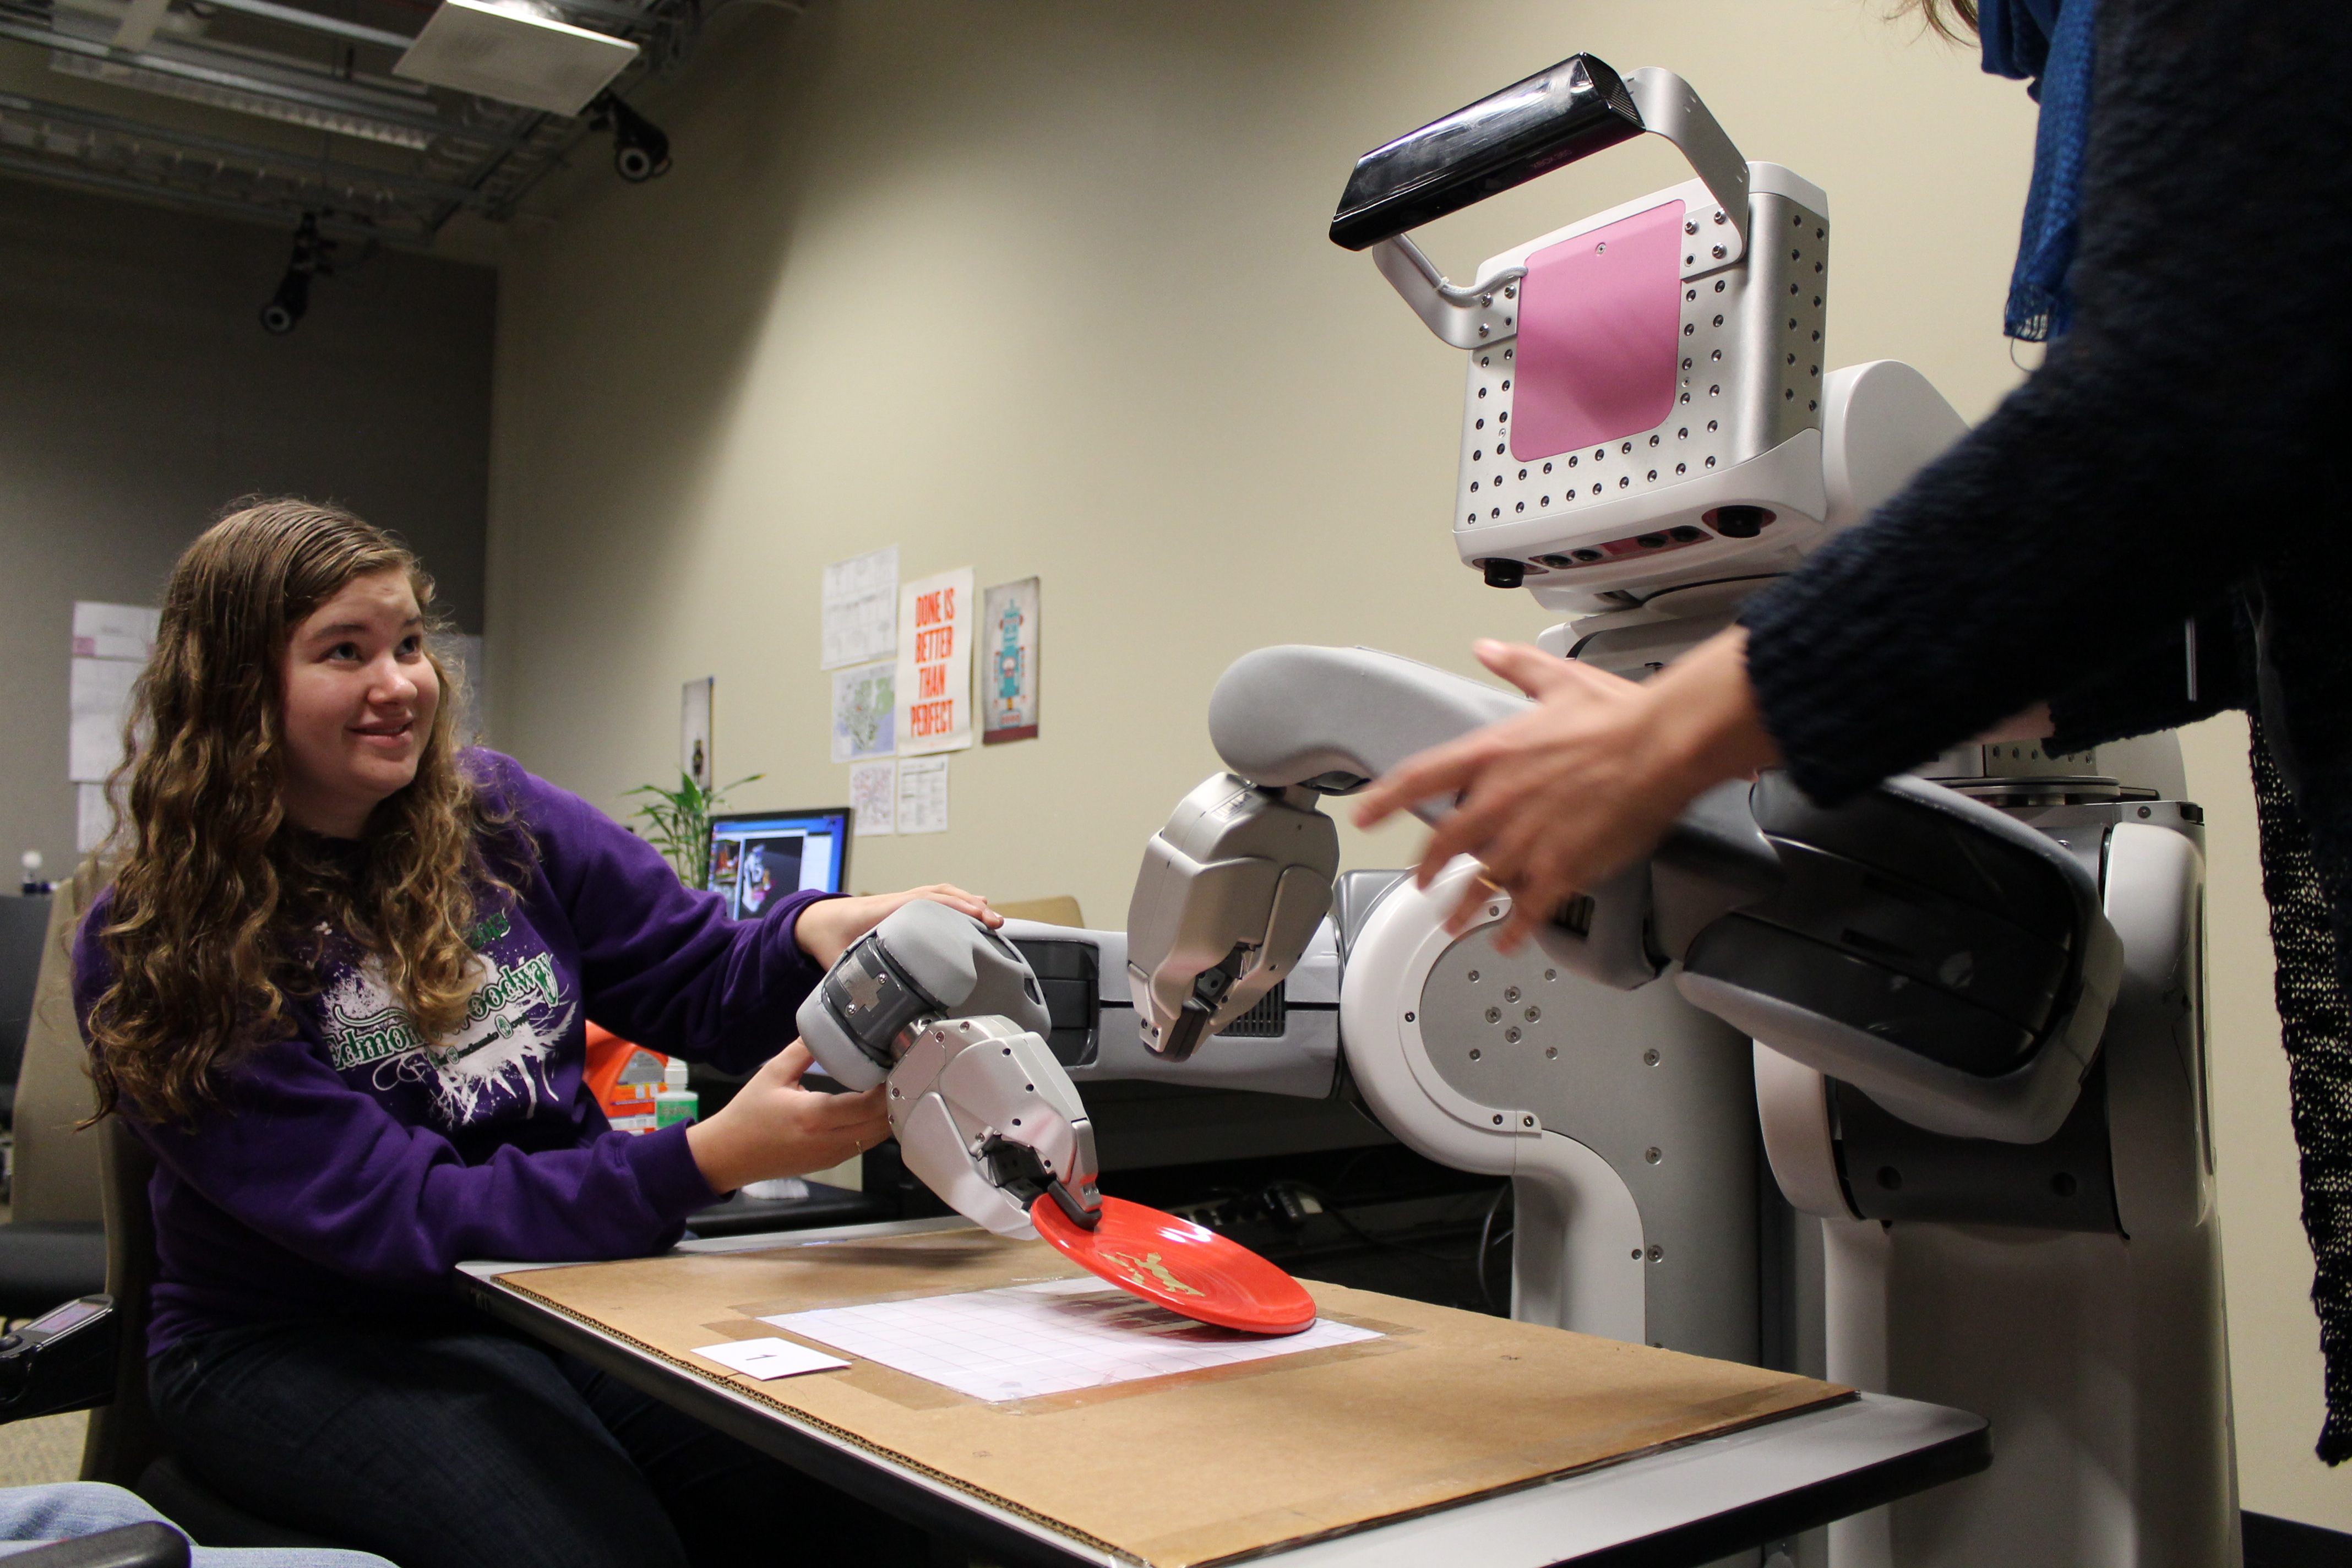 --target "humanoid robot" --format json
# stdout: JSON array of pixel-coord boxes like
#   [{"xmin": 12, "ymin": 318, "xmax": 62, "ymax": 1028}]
[{"xmin": 804, "ymin": 56, "xmax": 2236, "ymax": 1568}]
